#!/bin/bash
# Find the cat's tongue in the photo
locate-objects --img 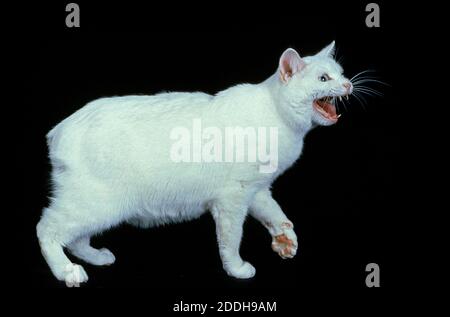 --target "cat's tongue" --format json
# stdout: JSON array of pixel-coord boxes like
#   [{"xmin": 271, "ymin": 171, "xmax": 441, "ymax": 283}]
[
  {"xmin": 321, "ymin": 102, "xmax": 337, "ymax": 116},
  {"xmin": 314, "ymin": 99, "xmax": 339, "ymax": 121}
]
